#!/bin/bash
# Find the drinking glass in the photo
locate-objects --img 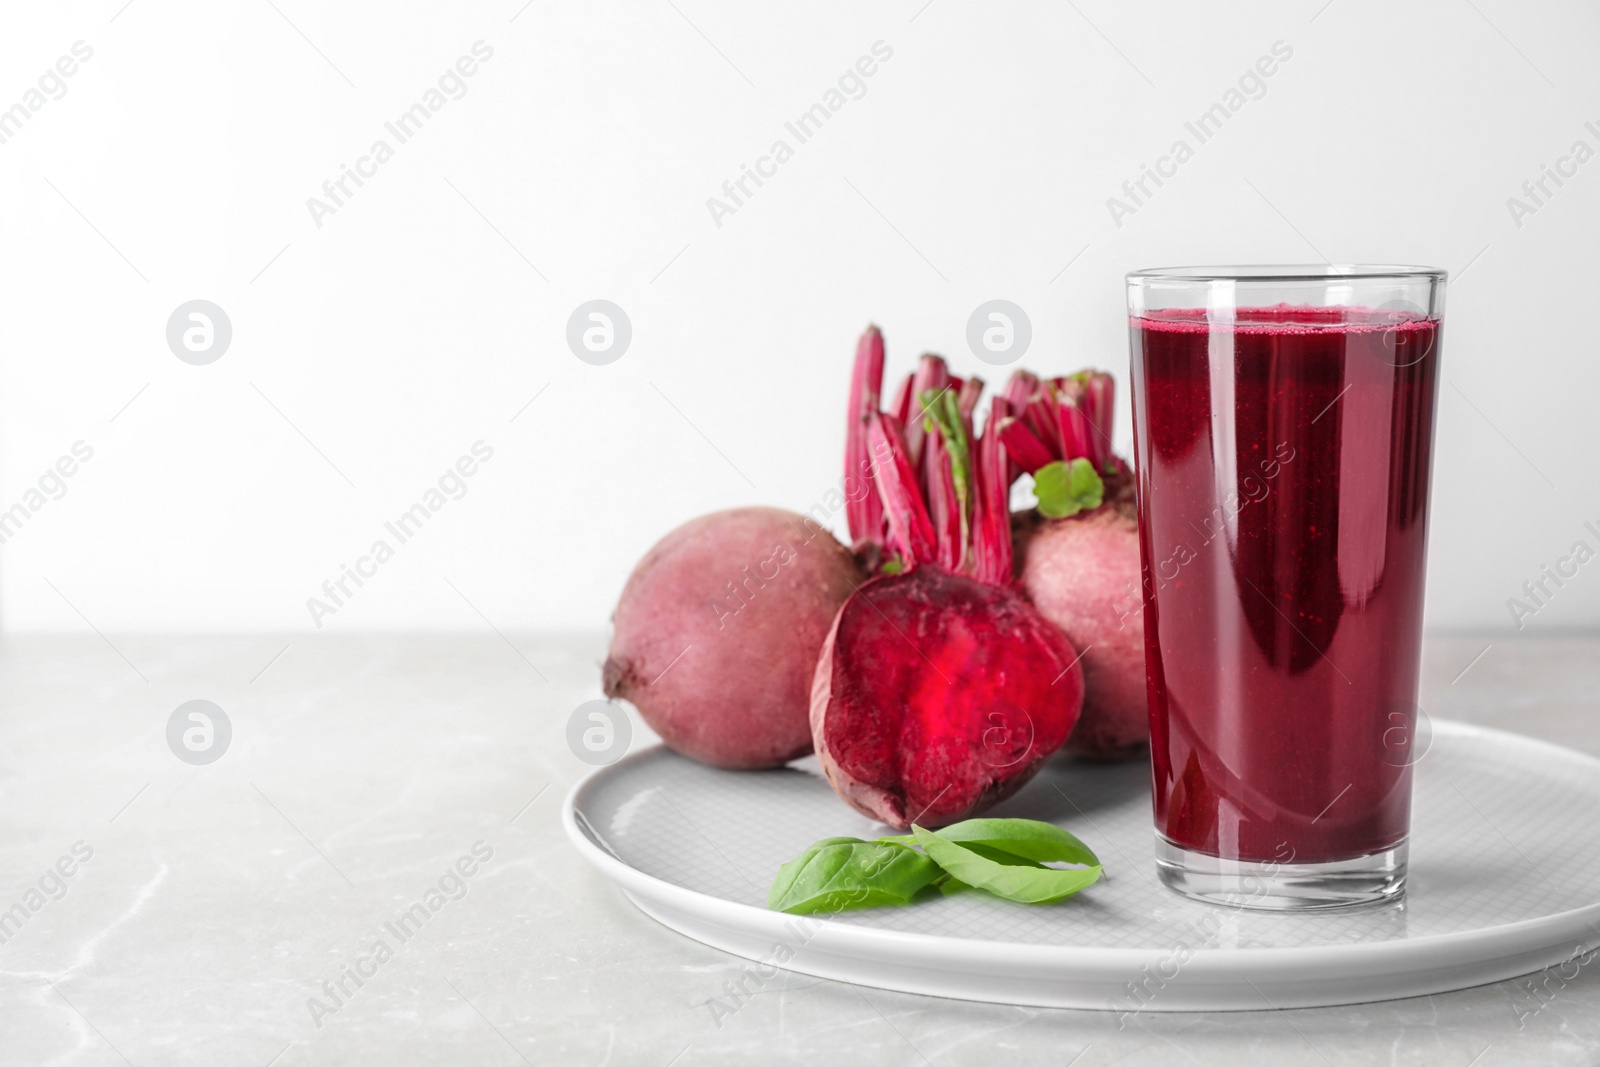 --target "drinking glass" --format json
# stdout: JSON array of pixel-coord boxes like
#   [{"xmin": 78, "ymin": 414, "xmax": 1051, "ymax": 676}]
[{"xmin": 1126, "ymin": 265, "xmax": 1445, "ymax": 909}]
